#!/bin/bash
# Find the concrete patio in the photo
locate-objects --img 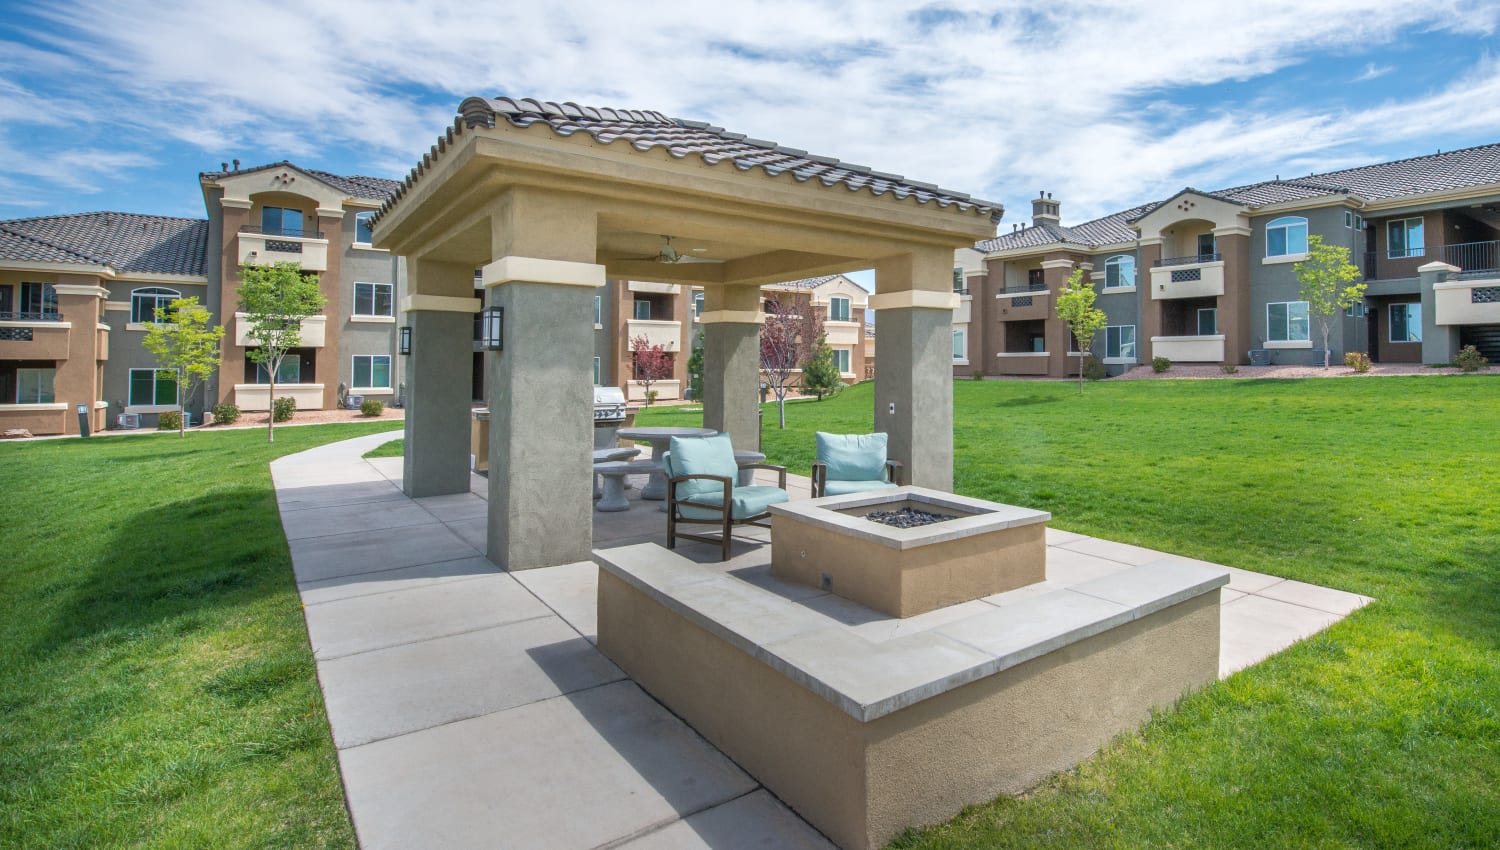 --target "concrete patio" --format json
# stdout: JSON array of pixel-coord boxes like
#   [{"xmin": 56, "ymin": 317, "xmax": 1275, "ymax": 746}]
[{"xmin": 273, "ymin": 431, "xmax": 1371, "ymax": 849}]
